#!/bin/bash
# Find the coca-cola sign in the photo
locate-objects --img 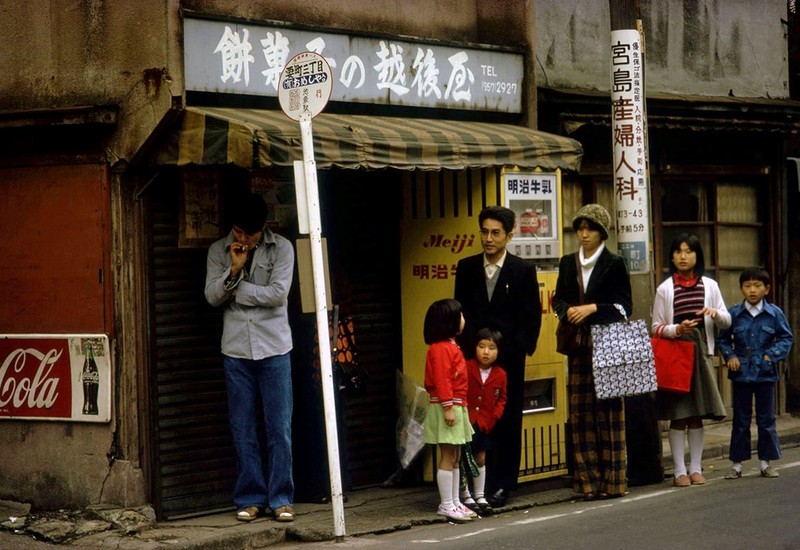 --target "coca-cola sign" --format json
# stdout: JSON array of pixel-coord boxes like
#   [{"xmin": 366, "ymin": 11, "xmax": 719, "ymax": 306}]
[{"xmin": 0, "ymin": 335, "xmax": 110, "ymax": 422}]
